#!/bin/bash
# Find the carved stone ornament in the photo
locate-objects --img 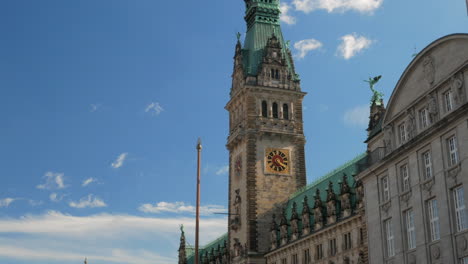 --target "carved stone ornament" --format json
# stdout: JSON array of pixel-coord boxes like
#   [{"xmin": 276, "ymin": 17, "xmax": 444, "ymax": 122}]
[
  {"xmin": 314, "ymin": 189, "xmax": 324, "ymax": 230},
  {"xmin": 231, "ymin": 189, "xmax": 242, "ymax": 231},
  {"xmin": 383, "ymin": 124, "xmax": 393, "ymax": 153},
  {"xmin": 233, "ymin": 238, "xmax": 243, "ymax": 258},
  {"xmin": 431, "ymin": 245, "xmax": 441, "ymax": 260},
  {"xmin": 406, "ymin": 108, "xmax": 416, "ymax": 139},
  {"xmin": 427, "ymin": 93, "xmax": 439, "ymax": 119},
  {"xmin": 357, "ymin": 251, "xmax": 365, "ymax": 264},
  {"xmin": 290, "ymin": 202, "xmax": 300, "ymax": 240},
  {"xmin": 400, "ymin": 190, "xmax": 412, "ymax": 206},
  {"xmin": 421, "ymin": 177, "xmax": 435, "ymax": 194},
  {"xmin": 381, "ymin": 200, "xmax": 391, "ymax": 214},
  {"xmin": 423, "ymin": 55, "xmax": 435, "ymax": 85},
  {"xmin": 451, "ymin": 73, "xmax": 465, "ymax": 105},
  {"xmin": 456, "ymin": 235, "xmax": 468, "ymax": 254},
  {"xmin": 302, "ymin": 196, "xmax": 311, "ymax": 235},
  {"xmin": 355, "ymin": 180, "xmax": 365, "ymax": 209},
  {"xmin": 279, "ymin": 208, "xmax": 289, "ymax": 245},
  {"xmin": 446, "ymin": 164, "xmax": 461, "ymax": 184}
]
